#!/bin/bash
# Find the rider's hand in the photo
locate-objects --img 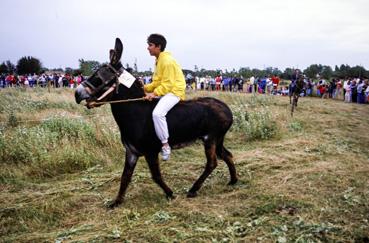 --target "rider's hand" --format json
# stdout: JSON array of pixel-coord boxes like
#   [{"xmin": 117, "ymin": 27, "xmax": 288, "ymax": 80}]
[{"xmin": 144, "ymin": 92, "xmax": 157, "ymax": 101}]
